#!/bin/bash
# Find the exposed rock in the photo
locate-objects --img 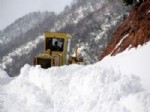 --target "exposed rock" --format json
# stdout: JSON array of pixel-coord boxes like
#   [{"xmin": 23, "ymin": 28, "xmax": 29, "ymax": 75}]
[{"xmin": 100, "ymin": 2, "xmax": 150, "ymax": 60}]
